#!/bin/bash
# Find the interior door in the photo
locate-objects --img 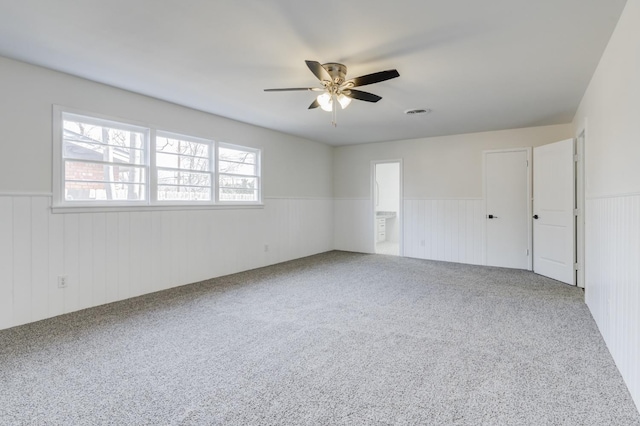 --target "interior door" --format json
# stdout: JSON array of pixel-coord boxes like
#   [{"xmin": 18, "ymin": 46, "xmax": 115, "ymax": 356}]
[
  {"xmin": 533, "ymin": 139, "xmax": 575, "ymax": 285},
  {"xmin": 484, "ymin": 149, "xmax": 531, "ymax": 269}
]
